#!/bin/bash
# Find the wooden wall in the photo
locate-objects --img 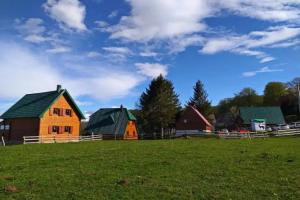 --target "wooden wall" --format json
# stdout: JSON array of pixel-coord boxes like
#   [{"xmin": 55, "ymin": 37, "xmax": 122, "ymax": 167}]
[
  {"xmin": 4, "ymin": 118, "xmax": 39, "ymax": 141},
  {"xmin": 176, "ymin": 107, "xmax": 212, "ymax": 131},
  {"xmin": 124, "ymin": 121, "xmax": 138, "ymax": 140},
  {"xmin": 39, "ymin": 94, "xmax": 81, "ymax": 138}
]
